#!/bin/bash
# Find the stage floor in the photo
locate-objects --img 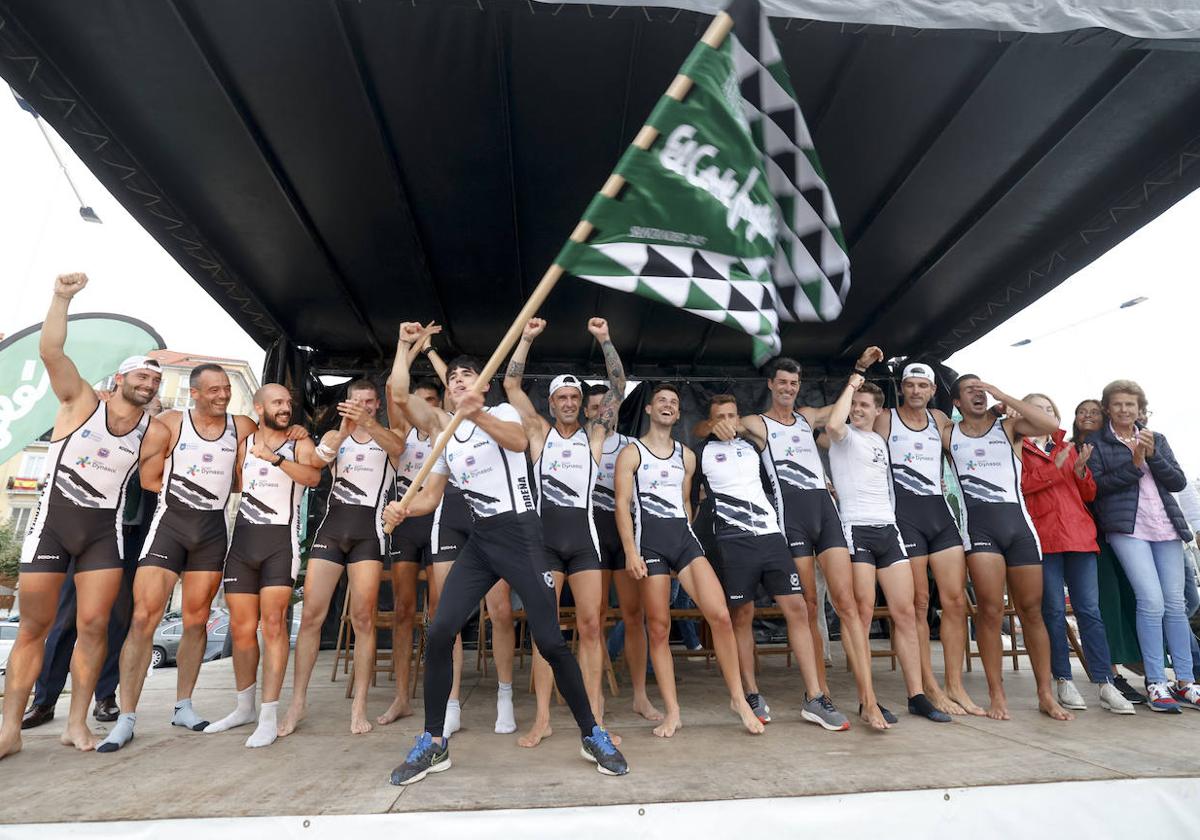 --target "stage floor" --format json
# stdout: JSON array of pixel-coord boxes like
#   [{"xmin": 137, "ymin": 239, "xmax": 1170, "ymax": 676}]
[{"xmin": 4, "ymin": 646, "xmax": 1200, "ymax": 824}]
